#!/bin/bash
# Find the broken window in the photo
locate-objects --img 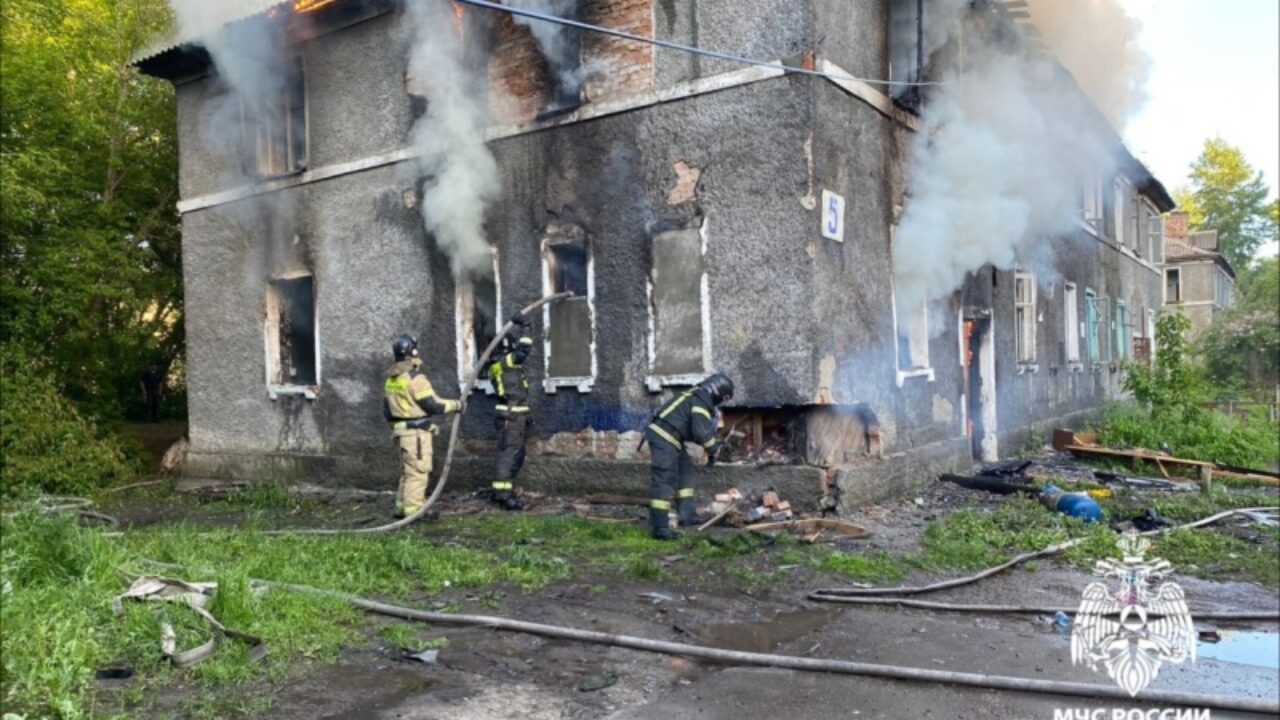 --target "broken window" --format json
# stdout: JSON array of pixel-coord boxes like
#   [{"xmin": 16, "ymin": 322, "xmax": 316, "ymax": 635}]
[
  {"xmin": 1084, "ymin": 289, "xmax": 1099, "ymax": 364},
  {"xmin": 542, "ymin": 229, "xmax": 594, "ymax": 388},
  {"xmin": 1063, "ymin": 282, "xmax": 1080, "ymax": 364},
  {"xmin": 1165, "ymin": 268, "xmax": 1181, "ymax": 304},
  {"xmin": 265, "ymin": 274, "xmax": 318, "ymax": 389},
  {"xmin": 241, "ymin": 56, "xmax": 307, "ymax": 178},
  {"xmin": 456, "ymin": 248, "xmax": 501, "ymax": 391},
  {"xmin": 647, "ymin": 227, "xmax": 708, "ymax": 388},
  {"xmin": 1014, "ymin": 272, "xmax": 1036, "ymax": 364},
  {"xmin": 888, "ymin": 0, "xmax": 925, "ymax": 110}
]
